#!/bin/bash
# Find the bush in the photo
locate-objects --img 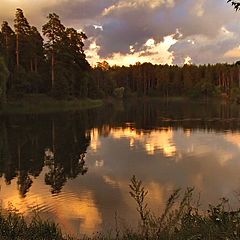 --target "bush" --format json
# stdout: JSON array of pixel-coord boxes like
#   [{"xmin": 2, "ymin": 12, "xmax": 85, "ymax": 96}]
[{"xmin": 128, "ymin": 176, "xmax": 240, "ymax": 240}]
